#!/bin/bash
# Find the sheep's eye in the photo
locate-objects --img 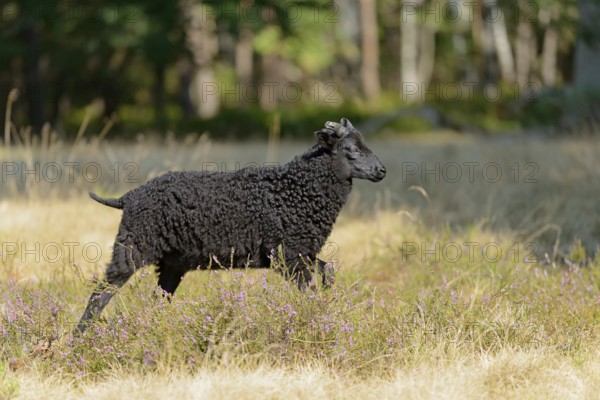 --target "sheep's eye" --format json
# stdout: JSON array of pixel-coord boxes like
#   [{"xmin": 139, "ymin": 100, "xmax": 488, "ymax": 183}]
[{"xmin": 346, "ymin": 148, "xmax": 360, "ymax": 159}]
